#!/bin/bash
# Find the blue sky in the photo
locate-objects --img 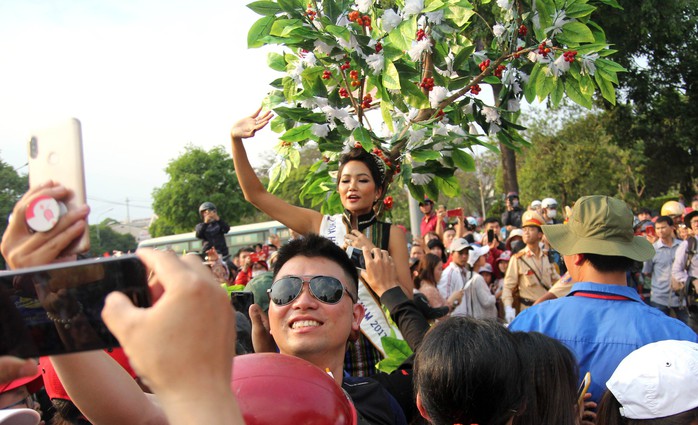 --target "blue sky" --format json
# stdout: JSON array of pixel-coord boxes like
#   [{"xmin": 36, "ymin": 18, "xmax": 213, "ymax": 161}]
[{"xmin": 0, "ymin": 1, "xmax": 279, "ymax": 223}]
